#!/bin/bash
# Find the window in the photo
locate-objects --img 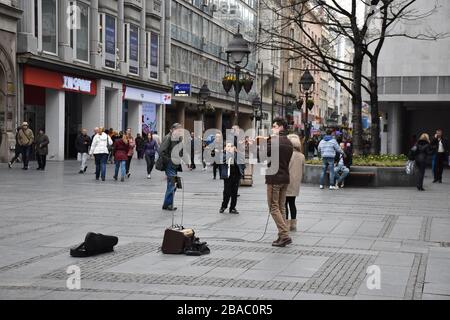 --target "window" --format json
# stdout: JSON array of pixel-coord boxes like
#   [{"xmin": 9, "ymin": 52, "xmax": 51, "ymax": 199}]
[
  {"xmin": 149, "ymin": 32, "xmax": 159, "ymax": 80},
  {"xmin": 36, "ymin": 0, "xmax": 58, "ymax": 54},
  {"xmin": 101, "ymin": 13, "xmax": 117, "ymax": 69},
  {"xmin": 128, "ymin": 24, "xmax": 139, "ymax": 75},
  {"xmin": 70, "ymin": 1, "xmax": 89, "ymax": 62}
]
